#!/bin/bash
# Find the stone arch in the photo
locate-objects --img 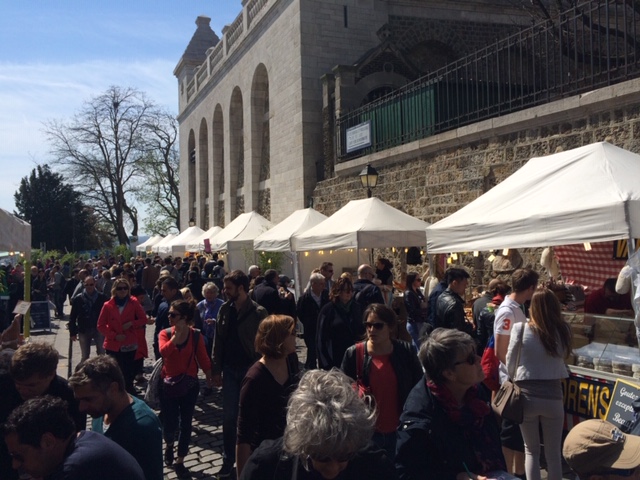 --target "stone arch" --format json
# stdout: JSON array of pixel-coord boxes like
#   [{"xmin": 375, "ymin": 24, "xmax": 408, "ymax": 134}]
[
  {"xmin": 186, "ymin": 129, "xmax": 197, "ymax": 227},
  {"xmin": 229, "ymin": 87, "xmax": 244, "ymax": 218},
  {"xmin": 212, "ymin": 104, "xmax": 224, "ymax": 227},
  {"xmin": 251, "ymin": 63, "xmax": 270, "ymax": 217},
  {"xmin": 198, "ymin": 117, "xmax": 209, "ymax": 229},
  {"xmin": 353, "ymin": 71, "xmax": 409, "ymax": 107}
]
